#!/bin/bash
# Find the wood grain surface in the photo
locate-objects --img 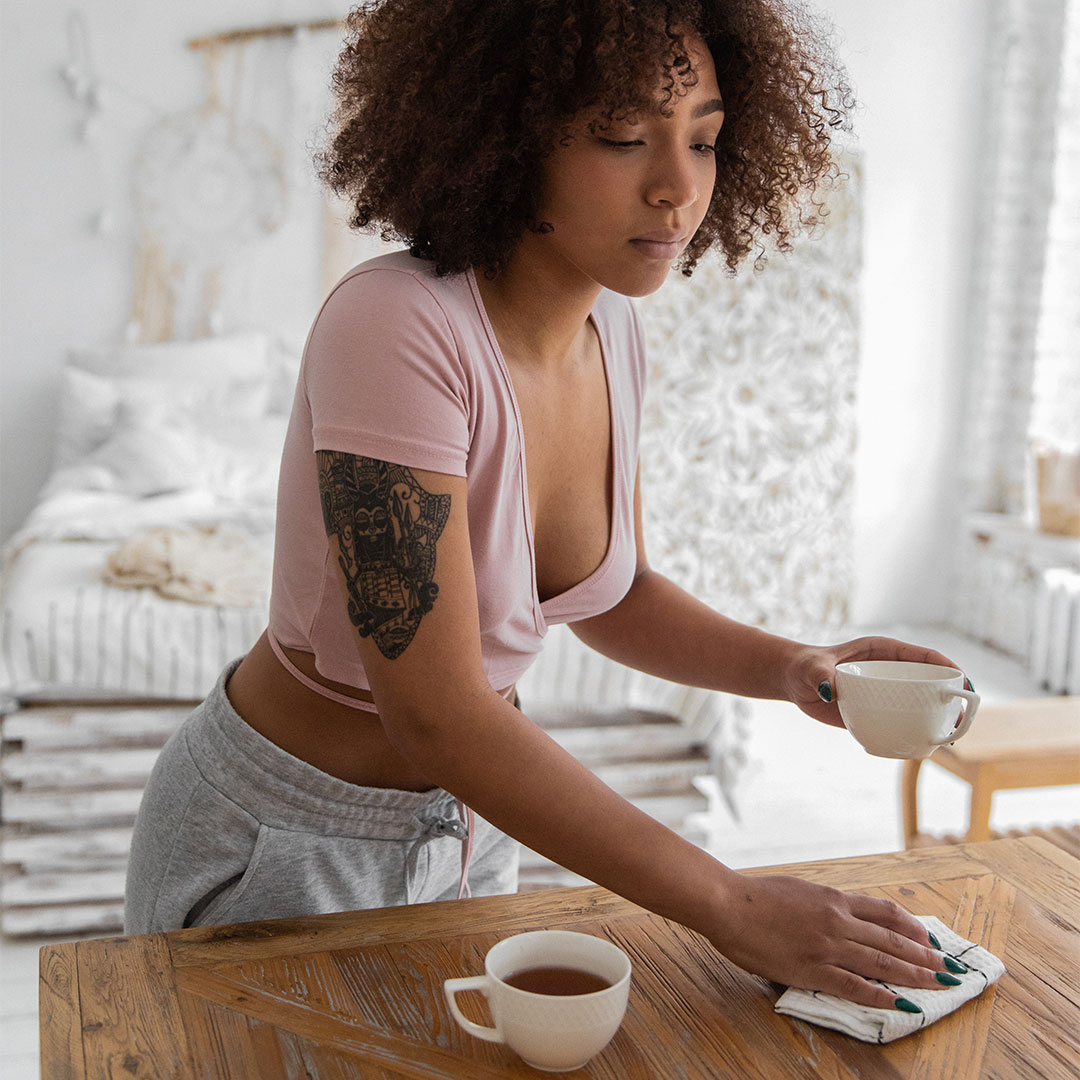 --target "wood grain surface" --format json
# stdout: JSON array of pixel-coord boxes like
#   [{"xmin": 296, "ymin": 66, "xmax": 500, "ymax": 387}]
[{"xmin": 39, "ymin": 837, "xmax": 1080, "ymax": 1079}]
